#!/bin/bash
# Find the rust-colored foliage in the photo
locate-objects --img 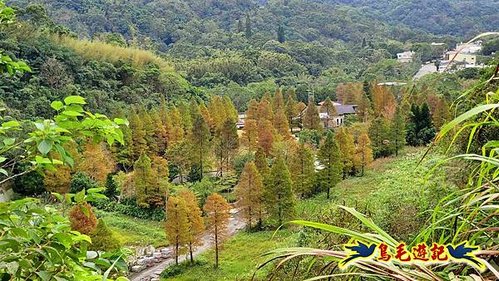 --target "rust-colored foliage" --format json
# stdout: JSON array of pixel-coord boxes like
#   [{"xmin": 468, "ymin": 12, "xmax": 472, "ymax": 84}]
[
  {"xmin": 78, "ymin": 142, "xmax": 116, "ymax": 184},
  {"xmin": 258, "ymin": 120, "xmax": 275, "ymax": 156},
  {"xmin": 69, "ymin": 202, "xmax": 98, "ymax": 235},
  {"xmin": 235, "ymin": 161, "xmax": 264, "ymax": 228},
  {"xmin": 165, "ymin": 196, "xmax": 189, "ymax": 265},
  {"xmin": 178, "ymin": 189, "xmax": 205, "ymax": 263},
  {"xmin": 203, "ymin": 193, "xmax": 231, "ymax": 268}
]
